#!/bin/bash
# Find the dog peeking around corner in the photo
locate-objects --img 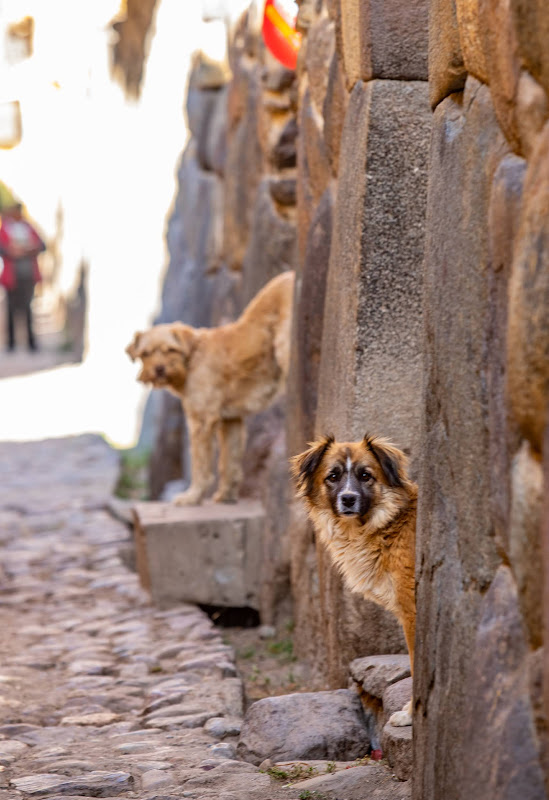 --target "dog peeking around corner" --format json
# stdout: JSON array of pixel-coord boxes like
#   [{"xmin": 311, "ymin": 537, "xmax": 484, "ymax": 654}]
[
  {"xmin": 290, "ymin": 433, "xmax": 417, "ymax": 727},
  {"xmin": 126, "ymin": 270, "xmax": 295, "ymax": 506}
]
